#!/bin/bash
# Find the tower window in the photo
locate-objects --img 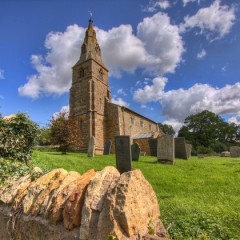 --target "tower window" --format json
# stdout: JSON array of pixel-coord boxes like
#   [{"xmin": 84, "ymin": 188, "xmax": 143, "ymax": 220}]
[
  {"xmin": 99, "ymin": 98, "xmax": 102, "ymax": 110},
  {"xmin": 80, "ymin": 119, "xmax": 84, "ymax": 129},
  {"xmin": 79, "ymin": 69, "xmax": 84, "ymax": 78},
  {"xmin": 99, "ymin": 69, "xmax": 104, "ymax": 81},
  {"xmin": 131, "ymin": 116, "xmax": 134, "ymax": 125},
  {"xmin": 140, "ymin": 120, "xmax": 144, "ymax": 128},
  {"xmin": 95, "ymin": 44, "xmax": 101, "ymax": 55},
  {"xmin": 81, "ymin": 44, "xmax": 86, "ymax": 54},
  {"xmin": 149, "ymin": 124, "xmax": 152, "ymax": 131}
]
